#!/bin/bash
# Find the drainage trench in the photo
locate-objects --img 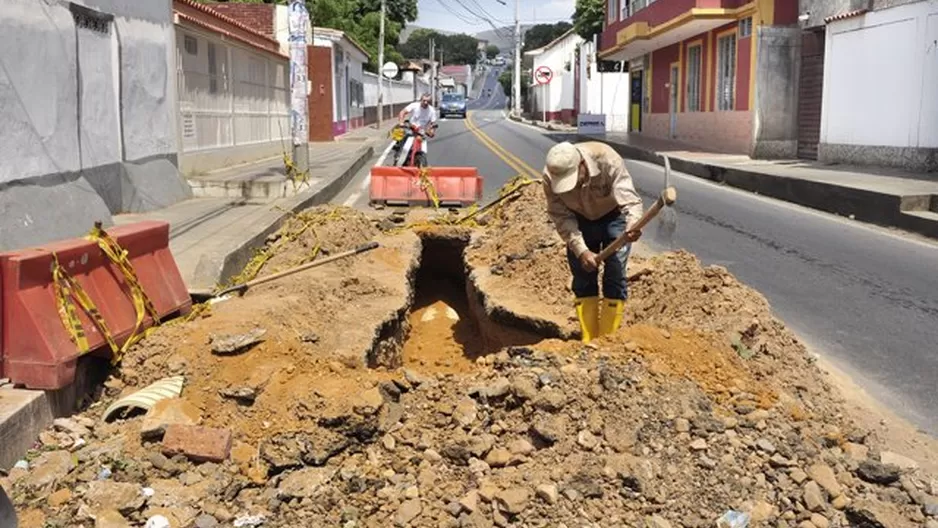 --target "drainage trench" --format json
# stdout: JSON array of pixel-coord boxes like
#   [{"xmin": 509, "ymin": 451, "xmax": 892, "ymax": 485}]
[{"xmin": 381, "ymin": 231, "xmax": 544, "ymax": 372}]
